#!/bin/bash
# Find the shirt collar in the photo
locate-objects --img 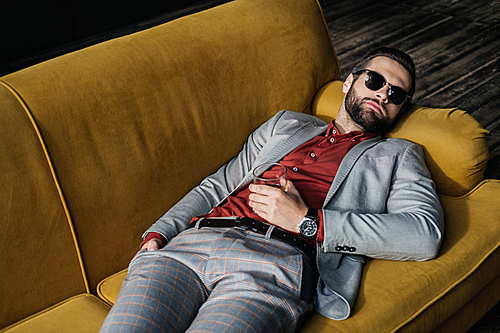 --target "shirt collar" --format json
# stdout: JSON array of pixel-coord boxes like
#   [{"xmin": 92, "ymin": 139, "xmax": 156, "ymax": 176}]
[{"xmin": 327, "ymin": 120, "xmax": 379, "ymax": 140}]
